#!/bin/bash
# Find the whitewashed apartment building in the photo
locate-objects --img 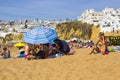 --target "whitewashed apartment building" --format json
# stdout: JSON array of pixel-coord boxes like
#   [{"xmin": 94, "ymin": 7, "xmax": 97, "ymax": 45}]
[{"xmin": 78, "ymin": 8, "xmax": 120, "ymax": 32}]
